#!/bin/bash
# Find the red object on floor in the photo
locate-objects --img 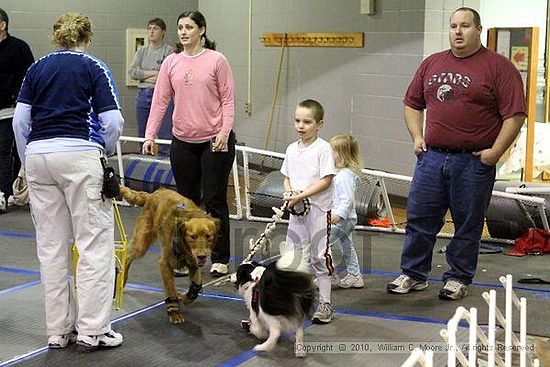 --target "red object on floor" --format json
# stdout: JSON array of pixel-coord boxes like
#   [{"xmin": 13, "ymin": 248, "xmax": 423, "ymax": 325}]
[
  {"xmin": 241, "ymin": 319, "xmax": 251, "ymax": 332},
  {"xmin": 368, "ymin": 217, "xmax": 391, "ymax": 228},
  {"xmin": 506, "ymin": 227, "xmax": 550, "ymax": 257}
]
